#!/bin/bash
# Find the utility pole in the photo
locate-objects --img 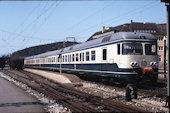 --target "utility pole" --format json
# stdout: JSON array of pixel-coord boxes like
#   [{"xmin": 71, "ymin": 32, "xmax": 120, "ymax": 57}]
[{"xmin": 161, "ymin": 0, "xmax": 169, "ymax": 107}]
